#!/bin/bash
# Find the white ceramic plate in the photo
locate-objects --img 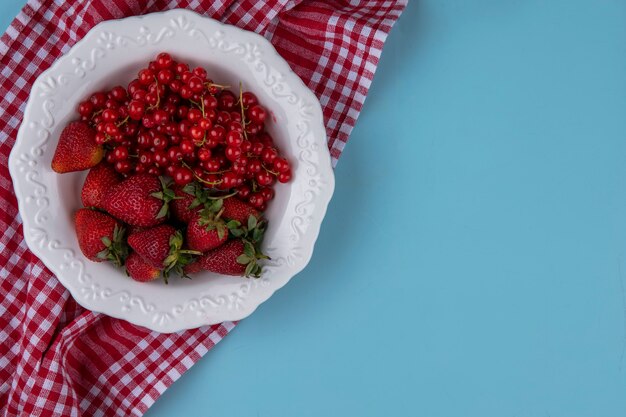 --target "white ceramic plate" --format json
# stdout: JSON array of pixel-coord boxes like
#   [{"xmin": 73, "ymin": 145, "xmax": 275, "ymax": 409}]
[{"xmin": 8, "ymin": 9, "xmax": 334, "ymax": 333}]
